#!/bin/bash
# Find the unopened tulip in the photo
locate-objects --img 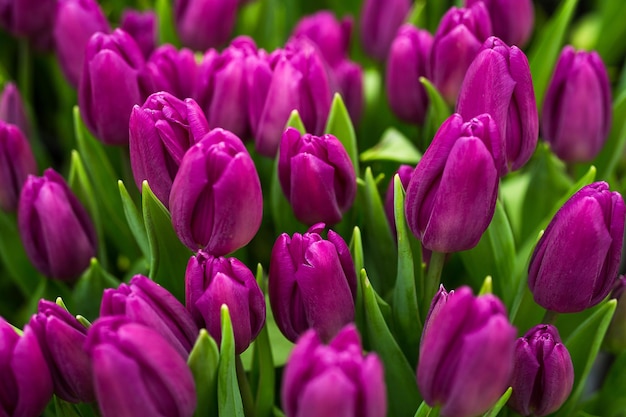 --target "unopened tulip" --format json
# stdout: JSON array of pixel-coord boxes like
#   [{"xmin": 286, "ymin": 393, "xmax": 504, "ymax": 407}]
[
  {"xmin": 359, "ymin": 0, "xmax": 411, "ymax": 61},
  {"xmin": 422, "ymin": 284, "xmax": 454, "ymax": 339},
  {"xmin": 185, "ymin": 252, "xmax": 265, "ymax": 354},
  {"xmin": 139, "ymin": 44, "xmax": 198, "ymax": 100},
  {"xmin": 0, "ymin": 82, "xmax": 31, "ymax": 138},
  {"xmin": 0, "ymin": 0, "xmax": 56, "ymax": 50},
  {"xmin": 0, "ymin": 121, "xmax": 37, "ymax": 211},
  {"xmin": 605, "ymin": 277, "xmax": 626, "ymax": 353},
  {"xmin": 174, "ymin": 0, "xmax": 237, "ymax": 51},
  {"xmin": 333, "ymin": 60, "xmax": 364, "ymax": 124},
  {"xmin": 528, "ymin": 182, "xmax": 625, "ymax": 313},
  {"xmin": 418, "ymin": 286, "xmax": 516, "ymax": 417},
  {"xmin": 292, "ymin": 11, "xmax": 352, "ymax": 68},
  {"xmin": 465, "ymin": 0, "xmax": 534, "ymax": 47},
  {"xmin": 542, "ymin": 46, "xmax": 612, "ymax": 163},
  {"xmin": 120, "ymin": 9, "xmax": 157, "ymax": 60}
]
